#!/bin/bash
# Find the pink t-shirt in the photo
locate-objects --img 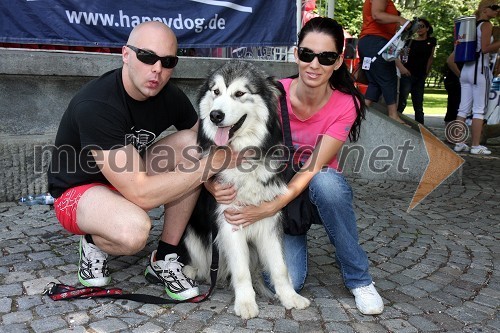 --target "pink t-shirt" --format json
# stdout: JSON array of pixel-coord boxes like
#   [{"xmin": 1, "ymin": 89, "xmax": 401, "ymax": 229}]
[{"xmin": 280, "ymin": 78, "xmax": 357, "ymax": 171}]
